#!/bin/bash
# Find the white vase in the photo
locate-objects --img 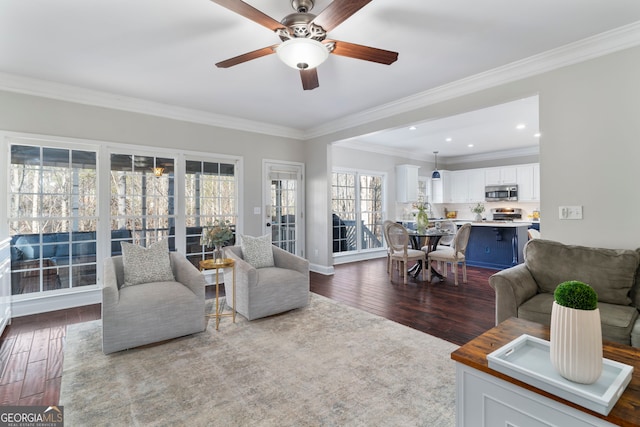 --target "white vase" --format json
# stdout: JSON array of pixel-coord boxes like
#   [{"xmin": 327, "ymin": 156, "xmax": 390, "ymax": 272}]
[{"xmin": 550, "ymin": 301, "xmax": 603, "ymax": 384}]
